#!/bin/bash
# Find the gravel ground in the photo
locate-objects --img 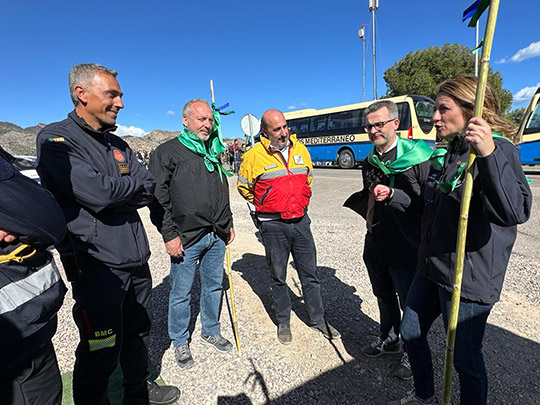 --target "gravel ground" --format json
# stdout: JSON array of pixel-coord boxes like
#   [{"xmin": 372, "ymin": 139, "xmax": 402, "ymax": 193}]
[{"xmin": 53, "ymin": 169, "xmax": 540, "ymax": 404}]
